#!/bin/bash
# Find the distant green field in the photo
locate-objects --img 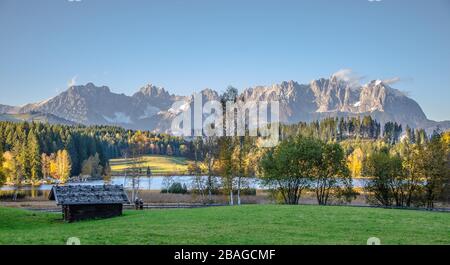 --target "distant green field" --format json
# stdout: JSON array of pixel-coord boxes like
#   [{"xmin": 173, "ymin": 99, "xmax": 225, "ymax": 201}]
[
  {"xmin": 109, "ymin": 155, "xmax": 190, "ymax": 175},
  {"xmin": 0, "ymin": 205, "xmax": 448, "ymax": 245}
]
